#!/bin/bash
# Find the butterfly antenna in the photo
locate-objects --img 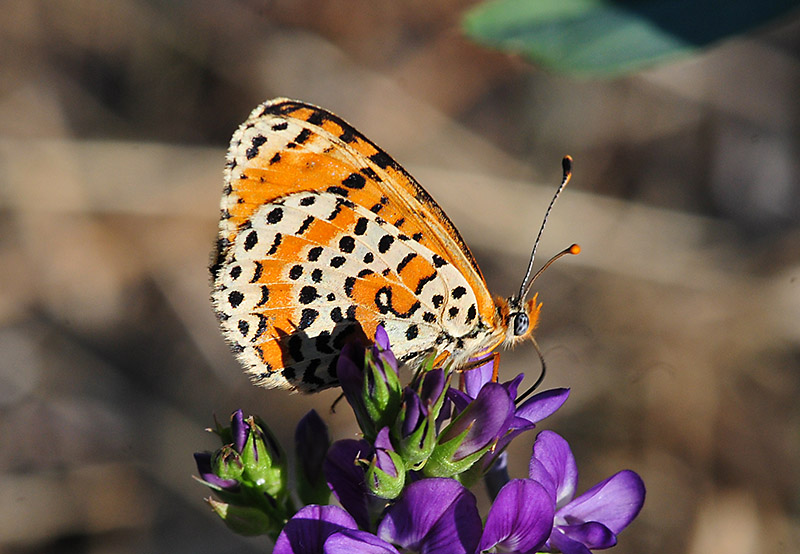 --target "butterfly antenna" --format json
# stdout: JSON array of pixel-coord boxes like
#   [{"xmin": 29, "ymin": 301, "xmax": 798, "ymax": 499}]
[
  {"xmin": 517, "ymin": 156, "xmax": 574, "ymax": 302},
  {"xmin": 516, "ymin": 337, "xmax": 546, "ymax": 404}
]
